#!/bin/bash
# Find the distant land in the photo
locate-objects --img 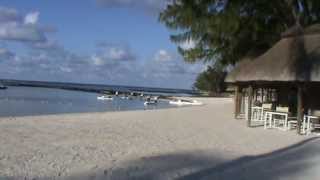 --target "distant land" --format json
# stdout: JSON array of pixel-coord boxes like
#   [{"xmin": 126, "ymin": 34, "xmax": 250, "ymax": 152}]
[{"xmin": 0, "ymin": 79, "xmax": 199, "ymax": 96}]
